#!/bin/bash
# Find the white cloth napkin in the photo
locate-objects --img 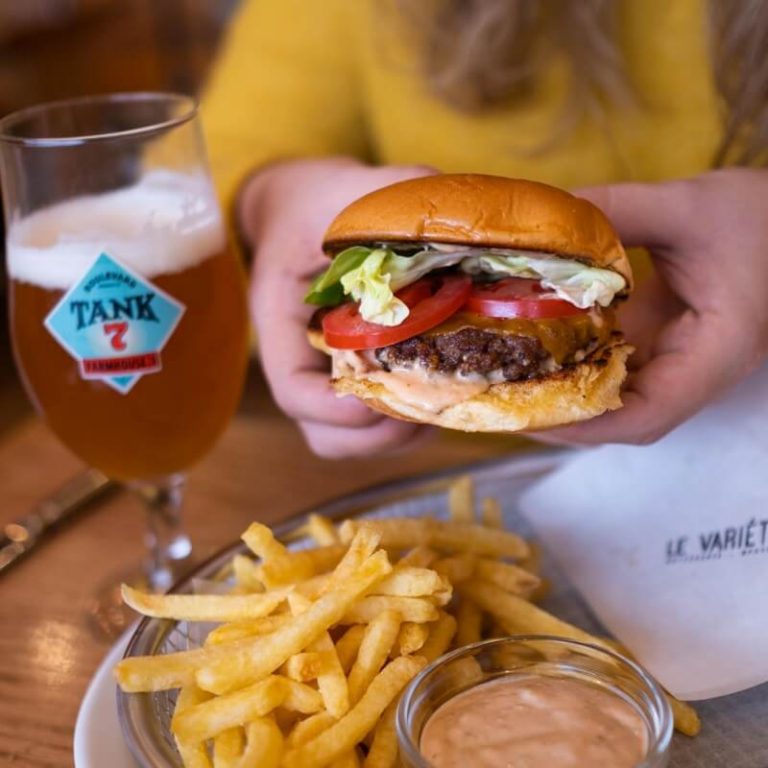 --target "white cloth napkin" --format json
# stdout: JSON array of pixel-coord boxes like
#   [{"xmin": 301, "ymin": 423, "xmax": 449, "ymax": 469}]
[{"xmin": 519, "ymin": 364, "xmax": 768, "ymax": 701}]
